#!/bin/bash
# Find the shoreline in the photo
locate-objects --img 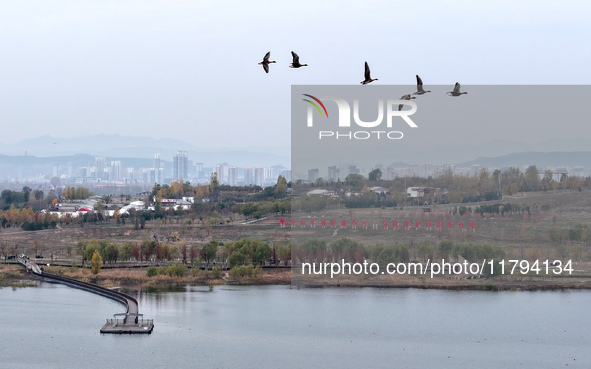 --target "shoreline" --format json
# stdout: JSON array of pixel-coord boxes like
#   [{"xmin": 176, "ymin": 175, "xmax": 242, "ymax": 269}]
[{"xmin": 3, "ymin": 264, "xmax": 591, "ymax": 292}]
